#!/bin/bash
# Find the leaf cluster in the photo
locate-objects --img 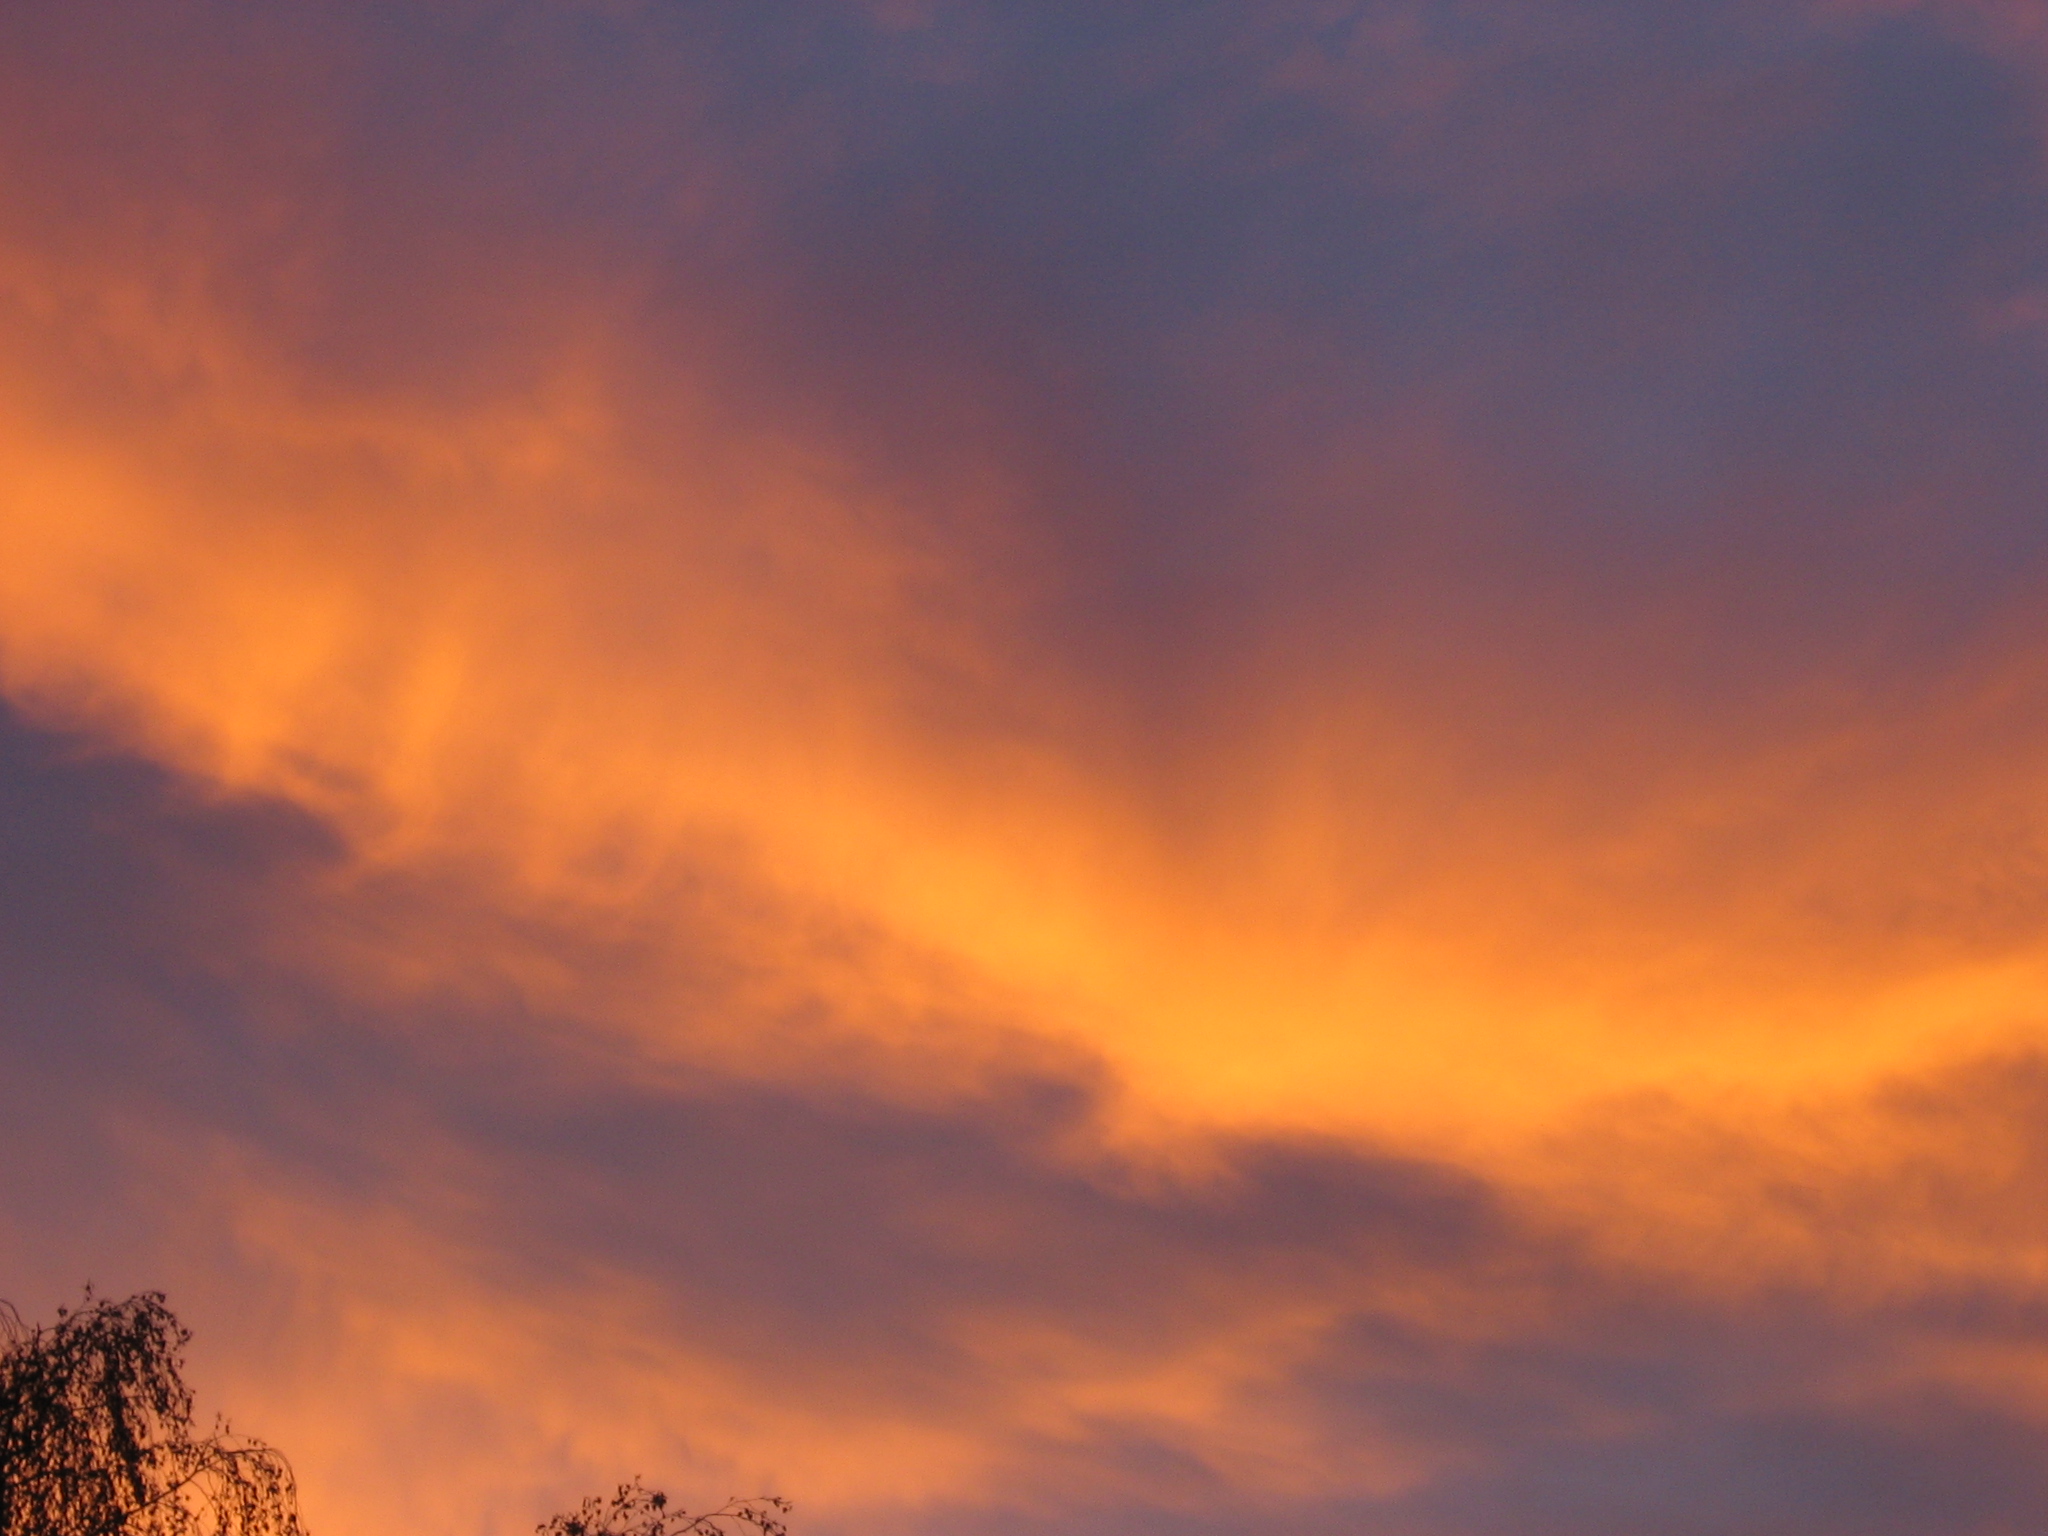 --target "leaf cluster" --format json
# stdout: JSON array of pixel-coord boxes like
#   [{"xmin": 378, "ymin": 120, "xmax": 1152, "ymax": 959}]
[
  {"xmin": 538, "ymin": 1482, "xmax": 791, "ymax": 1536},
  {"xmin": 0, "ymin": 1291, "xmax": 303, "ymax": 1536}
]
